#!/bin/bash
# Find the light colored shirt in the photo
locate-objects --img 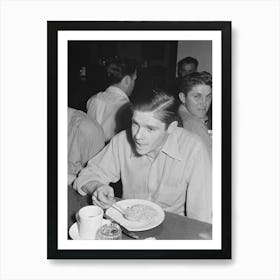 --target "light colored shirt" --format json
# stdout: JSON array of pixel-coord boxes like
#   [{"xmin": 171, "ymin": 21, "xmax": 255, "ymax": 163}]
[
  {"xmin": 86, "ymin": 86, "xmax": 131, "ymax": 142},
  {"xmin": 73, "ymin": 127, "xmax": 212, "ymax": 224},
  {"xmin": 68, "ymin": 108, "xmax": 105, "ymax": 183},
  {"xmin": 178, "ymin": 104, "xmax": 212, "ymax": 157}
]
